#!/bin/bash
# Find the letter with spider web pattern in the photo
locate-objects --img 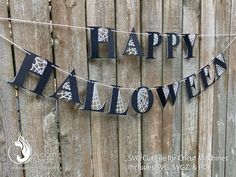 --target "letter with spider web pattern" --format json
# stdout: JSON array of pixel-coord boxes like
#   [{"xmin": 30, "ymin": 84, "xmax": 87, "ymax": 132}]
[
  {"xmin": 90, "ymin": 26, "xmax": 115, "ymax": 58},
  {"xmin": 185, "ymin": 74, "xmax": 201, "ymax": 100},
  {"xmin": 81, "ymin": 80, "xmax": 105, "ymax": 112},
  {"xmin": 51, "ymin": 70, "xmax": 82, "ymax": 104},
  {"xmin": 8, "ymin": 51, "xmax": 55, "ymax": 96},
  {"xmin": 166, "ymin": 33, "xmax": 180, "ymax": 58},
  {"xmin": 131, "ymin": 86, "xmax": 154, "ymax": 113},
  {"xmin": 123, "ymin": 28, "xmax": 144, "ymax": 57},
  {"xmin": 107, "ymin": 86, "xmax": 128, "ymax": 115},
  {"xmin": 200, "ymin": 65, "xmax": 215, "ymax": 89},
  {"xmin": 156, "ymin": 81, "xmax": 180, "ymax": 108},
  {"xmin": 213, "ymin": 53, "xmax": 227, "ymax": 78},
  {"xmin": 183, "ymin": 34, "xmax": 197, "ymax": 59},
  {"xmin": 146, "ymin": 32, "xmax": 162, "ymax": 59}
]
